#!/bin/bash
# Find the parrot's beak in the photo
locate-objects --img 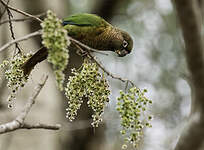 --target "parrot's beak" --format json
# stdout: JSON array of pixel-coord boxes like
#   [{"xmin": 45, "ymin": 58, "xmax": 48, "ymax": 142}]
[{"xmin": 115, "ymin": 49, "xmax": 129, "ymax": 57}]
